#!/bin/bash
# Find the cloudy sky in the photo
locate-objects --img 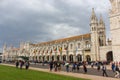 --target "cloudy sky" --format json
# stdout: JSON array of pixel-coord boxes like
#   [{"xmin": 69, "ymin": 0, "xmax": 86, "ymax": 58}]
[{"xmin": 0, "ymin": 0, "xmax": 111, "ymax": 52}]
